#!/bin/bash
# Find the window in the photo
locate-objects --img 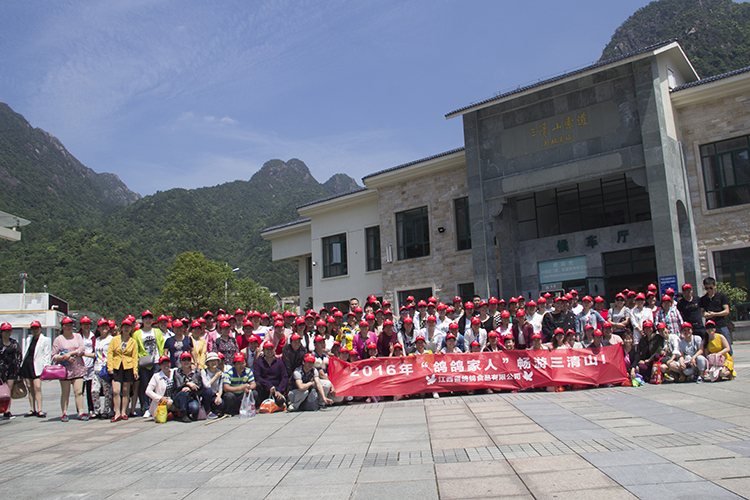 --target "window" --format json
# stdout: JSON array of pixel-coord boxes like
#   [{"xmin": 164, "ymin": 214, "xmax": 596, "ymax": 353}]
[
  {"xmin": 603, "ymin": 246, "xmax": 657, "ymax": 277},
  {"xmin": 516, "ymin": 173, "xmax": 651, "ymax": 240},
  {"xmin": 701, "ymin": 135, "xmax": 750, "ymax": 209},
  {"xmin": 714, "ymin": 247, "xmax": 750, "ymax": 321},
  {"xmin": 455, "ymin": 197, "xmax": 472, "ymax": 251},
  {"xmin": 365, "ymin": 226, "xmax": 381, "ymax": 271},
  {"xmin": 306, "ymin": 256, "xmax": 313, "ymax": 288},
  {"xmin": 397, "ymin": 287, "xmax": 433, "ymax": 310},
  {"xmin": 324, "ymin": 300, "xmax": 351, "ymax": 312},
  {"xmin": 457, "ymin": 283, "xmax": 475, "ymax": 303},
  {"xmin": 396, "ymin": 206, "xmax": 430, "ymax": 260},
  {"xmin": 322, "ymin": 233, "xmax": 347, "ymax": 278}
]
